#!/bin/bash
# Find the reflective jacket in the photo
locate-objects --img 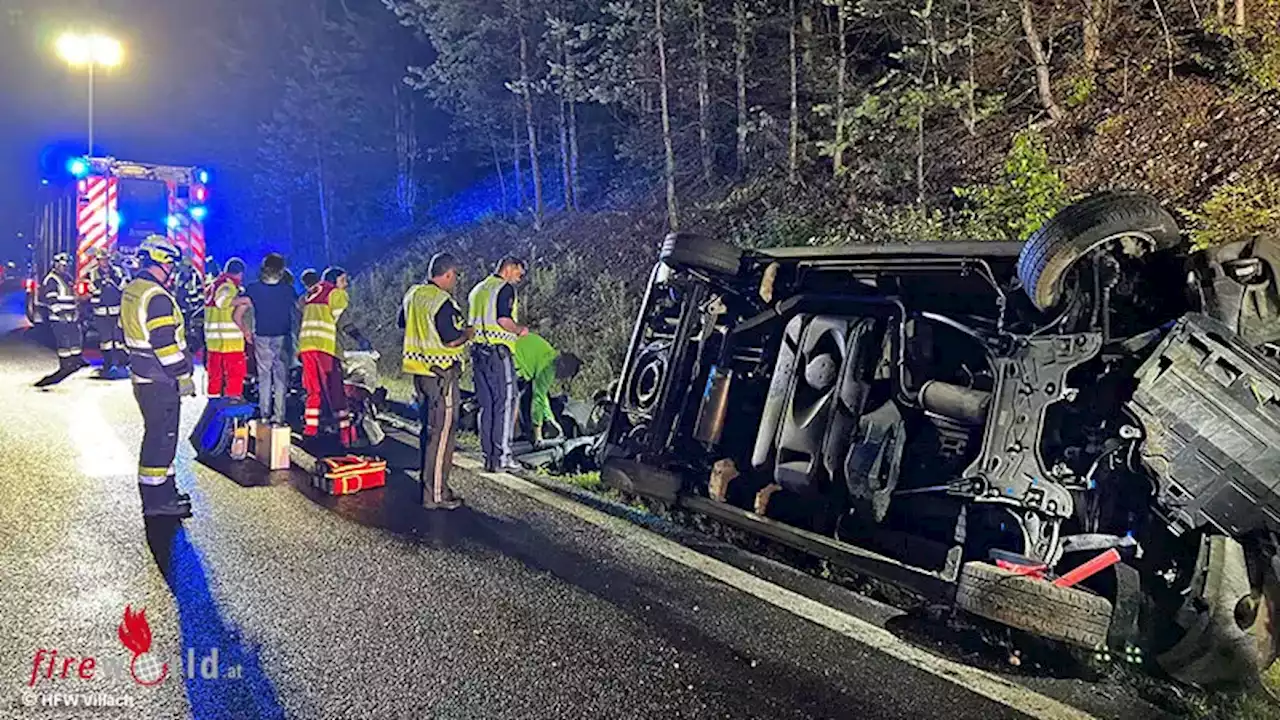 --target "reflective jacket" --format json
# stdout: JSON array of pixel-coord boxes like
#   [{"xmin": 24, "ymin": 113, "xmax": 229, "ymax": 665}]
[
  {"xmin": 204, "ymin": 274, "xmax": 245, "ymax": 353},
  {"xmin": 41, "ymin": 271, "xmax": 77, "ymax": 323},
  {"xmin": 402, "ymin": 283, "xmax": 465, "ymax": 376},
  {"xmin": 87, "ymin": 262, "xmax": 127, "ymax": 314},
  {"xmin": 299, "ymin": 281, "xmax": 348, "ymax": 356},
  {"xmin": 122, "ymin": 275, "xmax": 191, "ymax": 385},
  {"xmin": 467, "ymin": 275, "xmax": 518, "ymax": 349}
]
